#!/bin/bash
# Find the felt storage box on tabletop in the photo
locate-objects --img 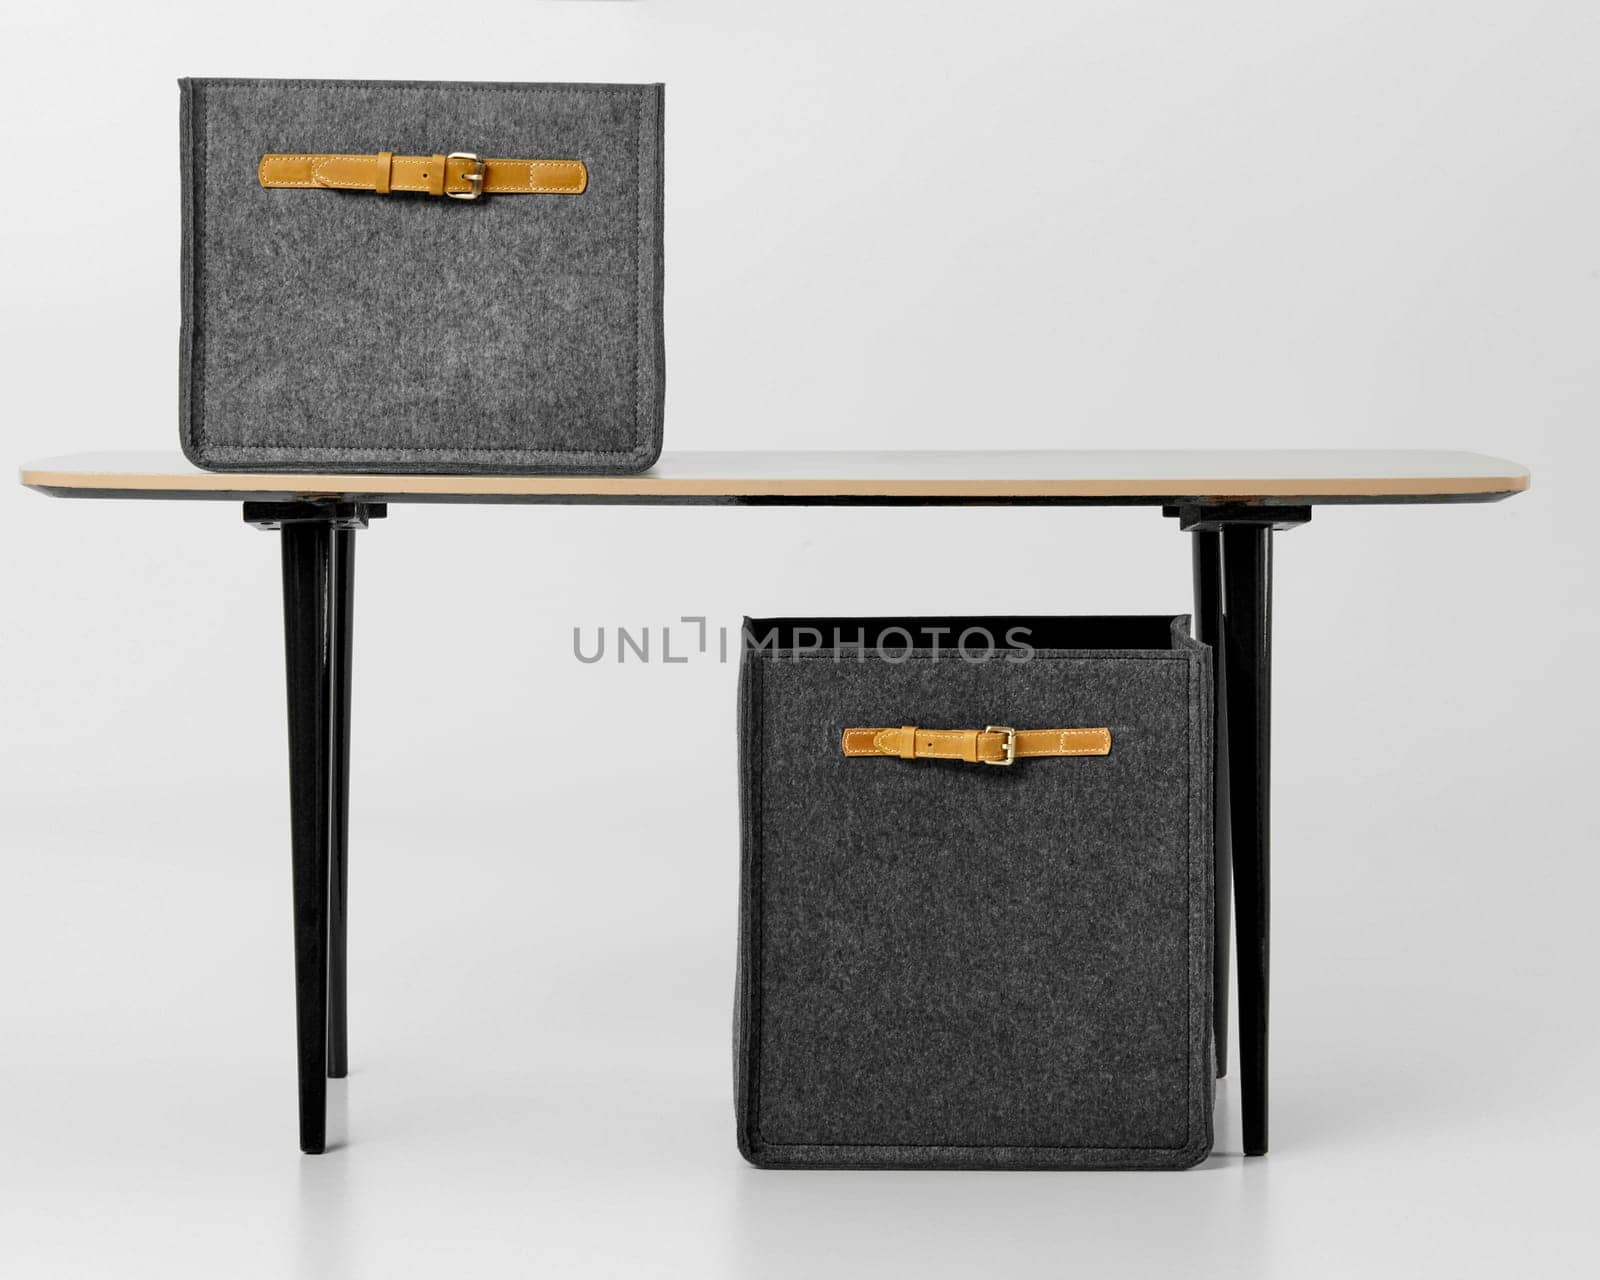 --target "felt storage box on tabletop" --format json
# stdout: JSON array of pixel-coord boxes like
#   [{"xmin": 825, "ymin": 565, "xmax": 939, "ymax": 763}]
[
  {"xmin": 179, "ymin": 78, "xmax": 664, "ymax": 474},
  {"xmin": 735, "ymin": 615, "xmax": 1215, "ymax": 1170}
]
